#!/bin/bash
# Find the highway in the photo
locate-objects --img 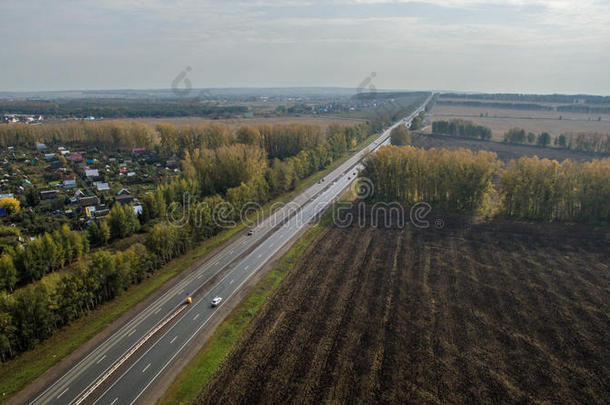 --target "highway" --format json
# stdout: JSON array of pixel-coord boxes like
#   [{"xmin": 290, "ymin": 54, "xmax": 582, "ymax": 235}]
[{"xmin": 28, "ymin": 95, "xmax": 432, "ymax": 405}]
